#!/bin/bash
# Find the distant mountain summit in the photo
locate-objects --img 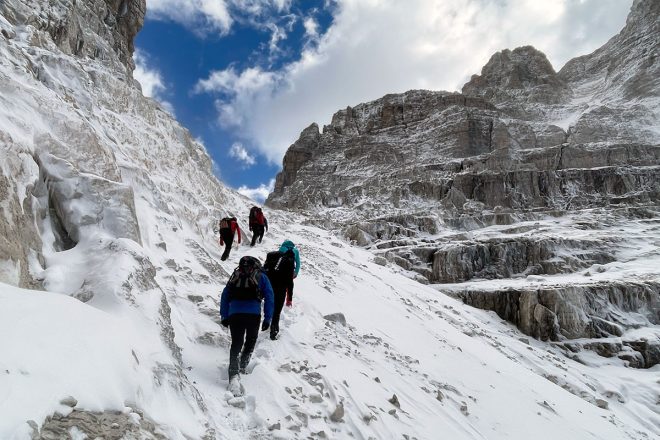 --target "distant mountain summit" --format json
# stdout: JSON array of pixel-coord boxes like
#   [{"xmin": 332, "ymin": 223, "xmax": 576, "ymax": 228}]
[
  {"xmin": 268, "ymin": 0, "xmax": 660, "ymax": 363},
  {"xmin": 268, "ymin": 1, "xmax": 660, "ymax": 218}
]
